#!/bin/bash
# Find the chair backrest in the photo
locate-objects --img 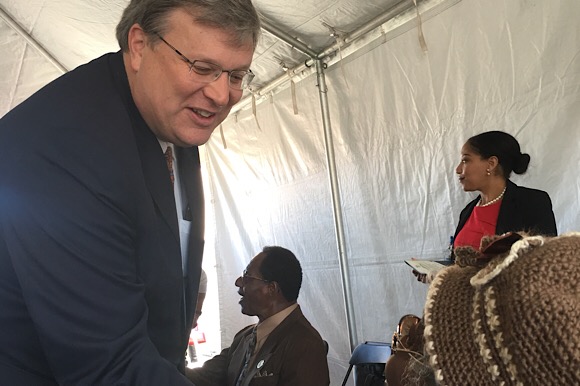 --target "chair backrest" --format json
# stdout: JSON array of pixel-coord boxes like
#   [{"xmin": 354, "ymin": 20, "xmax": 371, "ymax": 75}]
[
  {"xmin": 349, "ymin": 341, "xmax": 391, "ymax": 365},
  {"xmin": 342, "ymin": 341, "xmax": 391, "ymax": 386}
]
